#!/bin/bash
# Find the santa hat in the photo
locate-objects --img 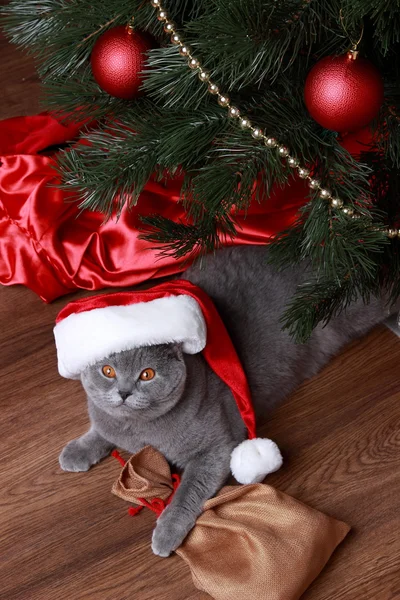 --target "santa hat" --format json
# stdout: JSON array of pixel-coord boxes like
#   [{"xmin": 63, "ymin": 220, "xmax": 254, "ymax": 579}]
[{"xmin": 54, "ymin": 279, "xmax": 282, "ymax": 484}]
